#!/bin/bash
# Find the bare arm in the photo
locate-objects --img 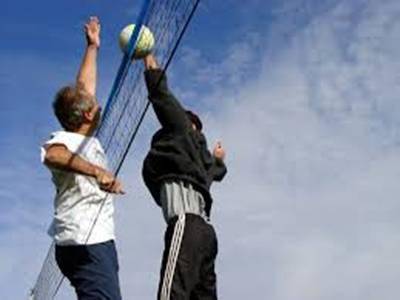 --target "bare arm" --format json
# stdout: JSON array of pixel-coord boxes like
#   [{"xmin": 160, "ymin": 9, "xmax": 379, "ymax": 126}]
[
  {"xmin": 44, "ymin": 144, "xmax": 124, "ymax": 194},
  {"xmin": 76, "ymin": 16, "xmax": 100, "ymax": 97}
]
